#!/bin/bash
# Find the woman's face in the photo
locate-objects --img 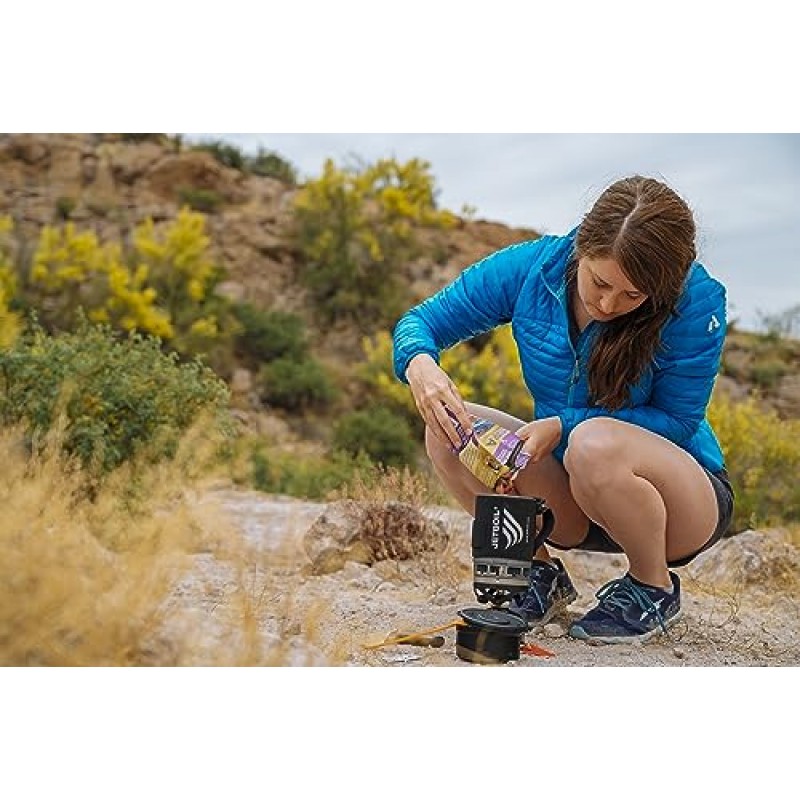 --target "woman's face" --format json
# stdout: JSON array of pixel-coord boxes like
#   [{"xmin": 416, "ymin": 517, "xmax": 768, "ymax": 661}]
[{"xmin": 576, "ymin": 256, "xmax": 648, "ymax": 322}]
